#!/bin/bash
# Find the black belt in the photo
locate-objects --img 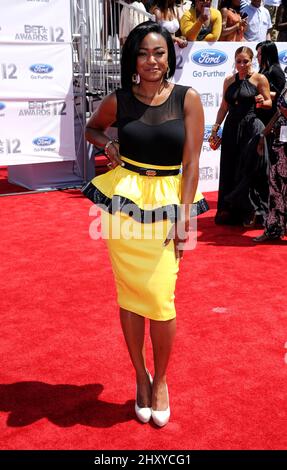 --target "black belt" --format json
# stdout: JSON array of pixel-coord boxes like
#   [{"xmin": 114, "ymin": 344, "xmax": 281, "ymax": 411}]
[{"xmin": 122, "ymin": 161, "xmax": 180, "ymax": 176}]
